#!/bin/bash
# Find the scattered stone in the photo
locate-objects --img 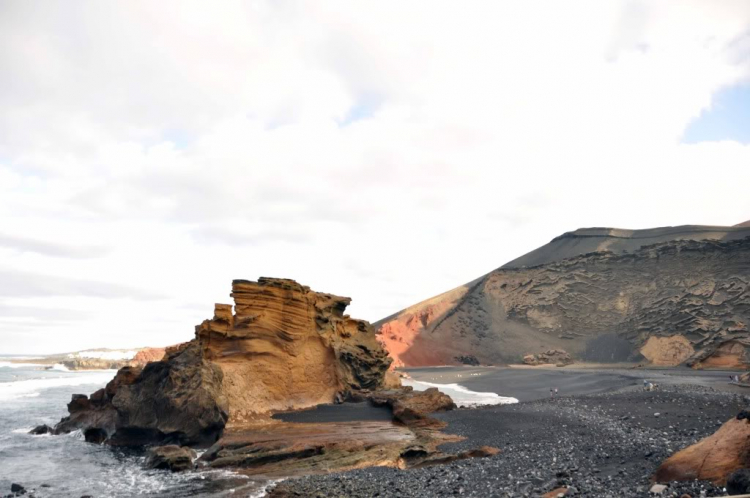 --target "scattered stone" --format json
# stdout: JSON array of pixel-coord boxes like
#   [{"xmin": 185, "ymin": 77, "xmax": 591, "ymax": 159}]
[
  {"xmin": 650, "ymin": 483, "xmax": 667, "ymax": 495},
  {"xmin": 10, "ymin": 484, "xmax": 25, "ymax": 495}
]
